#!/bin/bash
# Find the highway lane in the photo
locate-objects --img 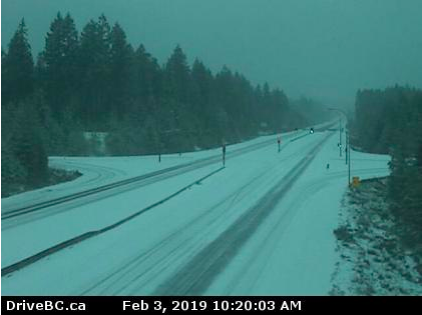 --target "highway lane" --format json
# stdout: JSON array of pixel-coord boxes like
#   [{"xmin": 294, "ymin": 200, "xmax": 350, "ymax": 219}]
[
  {"xmin": 152, "ymin": 132, "xmax": 332, "ymax": 295},
  {"xmin": 2, "ymin": 129, "xmax": 319, "ymax": 268},
  {"xmin": 78, "ymin": 130, "xmax": 388, "ymax": 296},
  {"xmin": 2, "ymin": 130, "xmax": 324, "ymax": 295},
  {"xmin": 5, "ymin": 130, "xmax": 332, "ymax": 294},
  {"xmin": 2, "ymin": 121, "xmax": 352, "ymax": 295}
]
